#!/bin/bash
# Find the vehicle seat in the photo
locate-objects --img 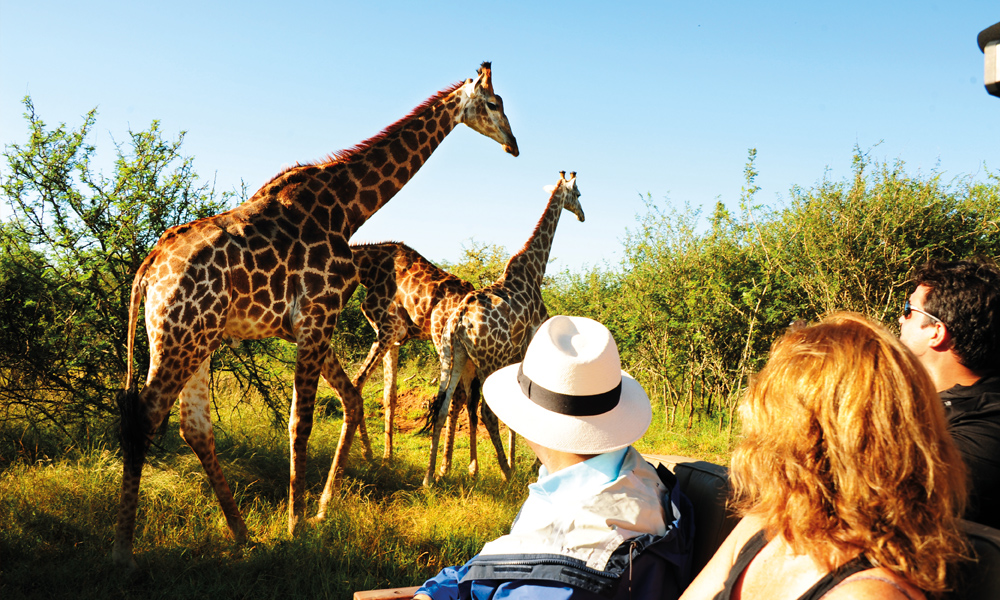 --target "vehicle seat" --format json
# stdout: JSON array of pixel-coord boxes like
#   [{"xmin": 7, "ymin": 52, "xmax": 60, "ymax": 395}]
[
  {"xmin": 643, "ymin": 454, "xmax": 739, "ymax": 576},
  {"xmin": 949, "ymin": 519, "xmax": 1000, "ymax": 599}
]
